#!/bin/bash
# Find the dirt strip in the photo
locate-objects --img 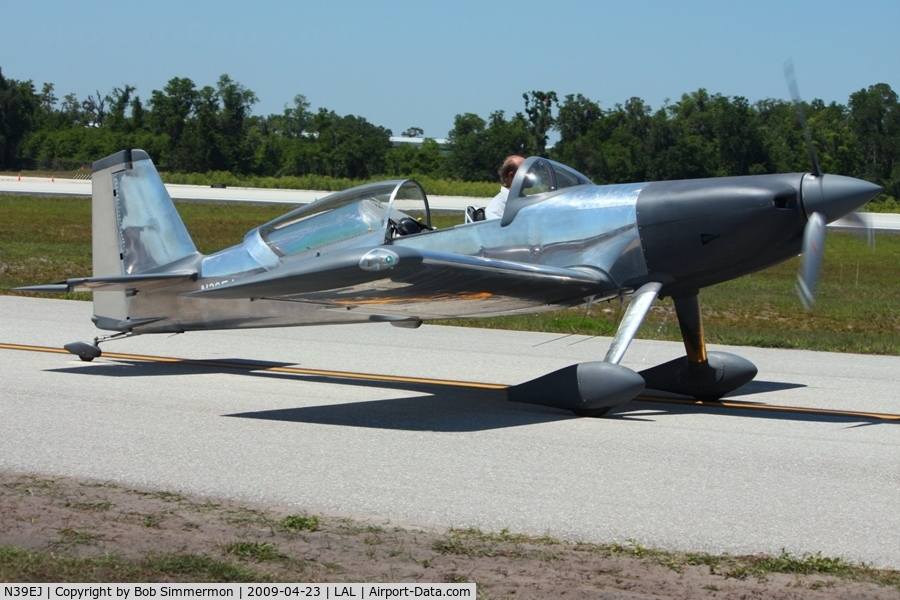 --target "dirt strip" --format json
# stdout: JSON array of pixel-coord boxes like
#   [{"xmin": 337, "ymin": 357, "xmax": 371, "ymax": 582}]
[{"xmin": 1, "ymin": 471, "xmax": 897, "ymax": 598}]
